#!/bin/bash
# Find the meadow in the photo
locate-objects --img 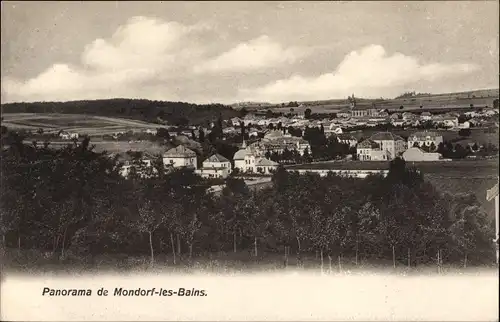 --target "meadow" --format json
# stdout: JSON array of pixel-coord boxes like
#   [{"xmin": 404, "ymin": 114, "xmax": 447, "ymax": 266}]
[
  {"xmin": 267, "ymin": 89, "xmax": 499, "ymax": 114},
  {"xmin": 2, "ymin": 113, "xmax": 167, "ymax": 136}
]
